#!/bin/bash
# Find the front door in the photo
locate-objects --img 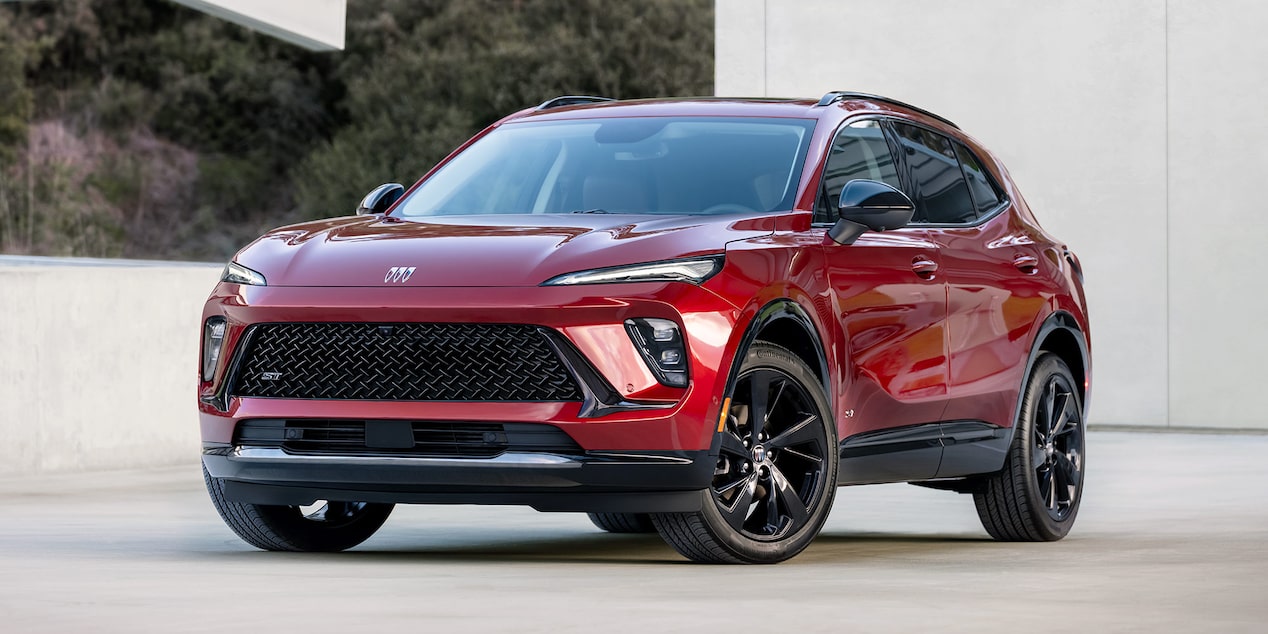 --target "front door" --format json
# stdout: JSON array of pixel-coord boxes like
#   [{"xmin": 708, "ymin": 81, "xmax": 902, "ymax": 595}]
[{"xmin": 815, "ymin": 119, "xmax": 949, "ymax": 467}]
